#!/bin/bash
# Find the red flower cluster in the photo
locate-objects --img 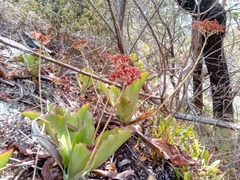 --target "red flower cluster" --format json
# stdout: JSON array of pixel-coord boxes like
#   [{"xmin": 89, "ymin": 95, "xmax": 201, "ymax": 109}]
[
  {"xmin": 103, "ymin": 54, "xmax": 132, "ymax": 65},
  {"xmin": 72, "ymin": 40, "xmax": 88, "ymax": 50},
  {"xmin": 193, "ymin": 19, "xmax": 225, "ymax": 34},
  {"xmin": 109, "ymin": 64, "xmax": 141, "ymax": 85},
  {"xmin": 103, "ymin": 53, "xmax": 141, "ymax": 86},
  {"xmin": 30, "ymin": 31, "xmax": 52, "ymax": 45}
]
